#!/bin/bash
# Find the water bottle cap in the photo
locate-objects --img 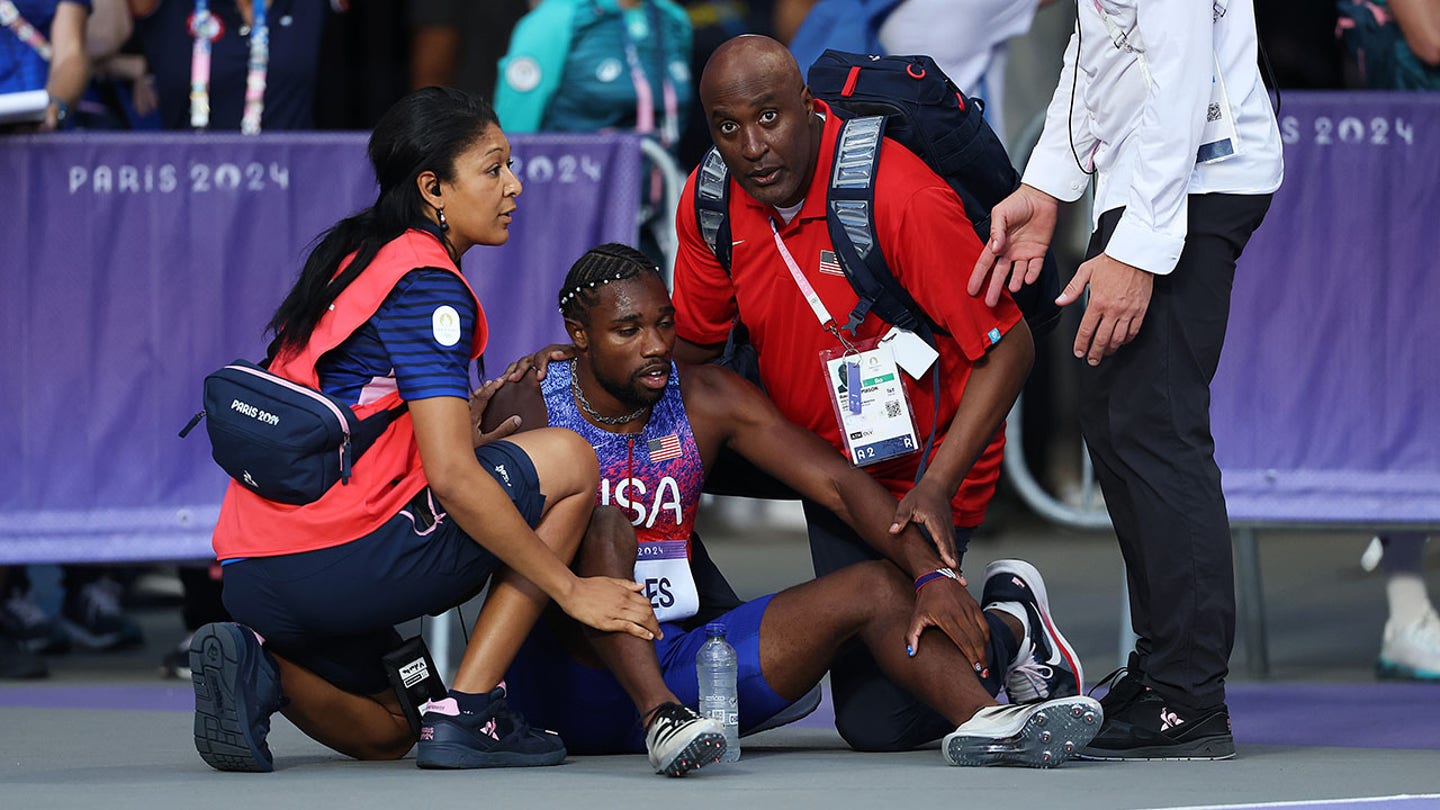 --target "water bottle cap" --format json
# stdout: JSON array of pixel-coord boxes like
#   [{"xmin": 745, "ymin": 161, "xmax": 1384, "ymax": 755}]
[{"xmin": 705, "ymin": 622, "xmax": 727, "ymax": 638}]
